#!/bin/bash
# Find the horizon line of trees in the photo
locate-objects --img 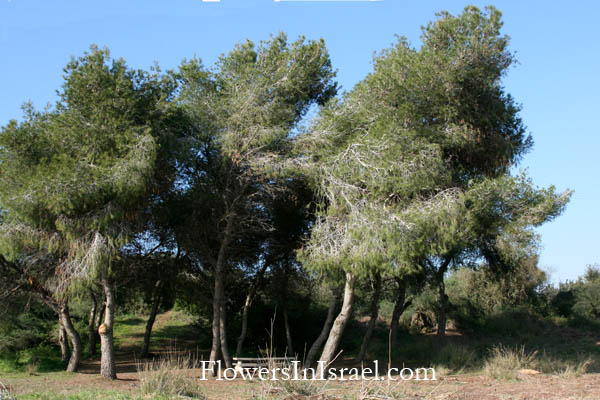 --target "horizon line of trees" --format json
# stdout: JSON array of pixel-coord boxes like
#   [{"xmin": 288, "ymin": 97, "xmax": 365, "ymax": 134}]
[{"xmin": 0, "ymin": 6, "xmax": 572, "ymax": 379}]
